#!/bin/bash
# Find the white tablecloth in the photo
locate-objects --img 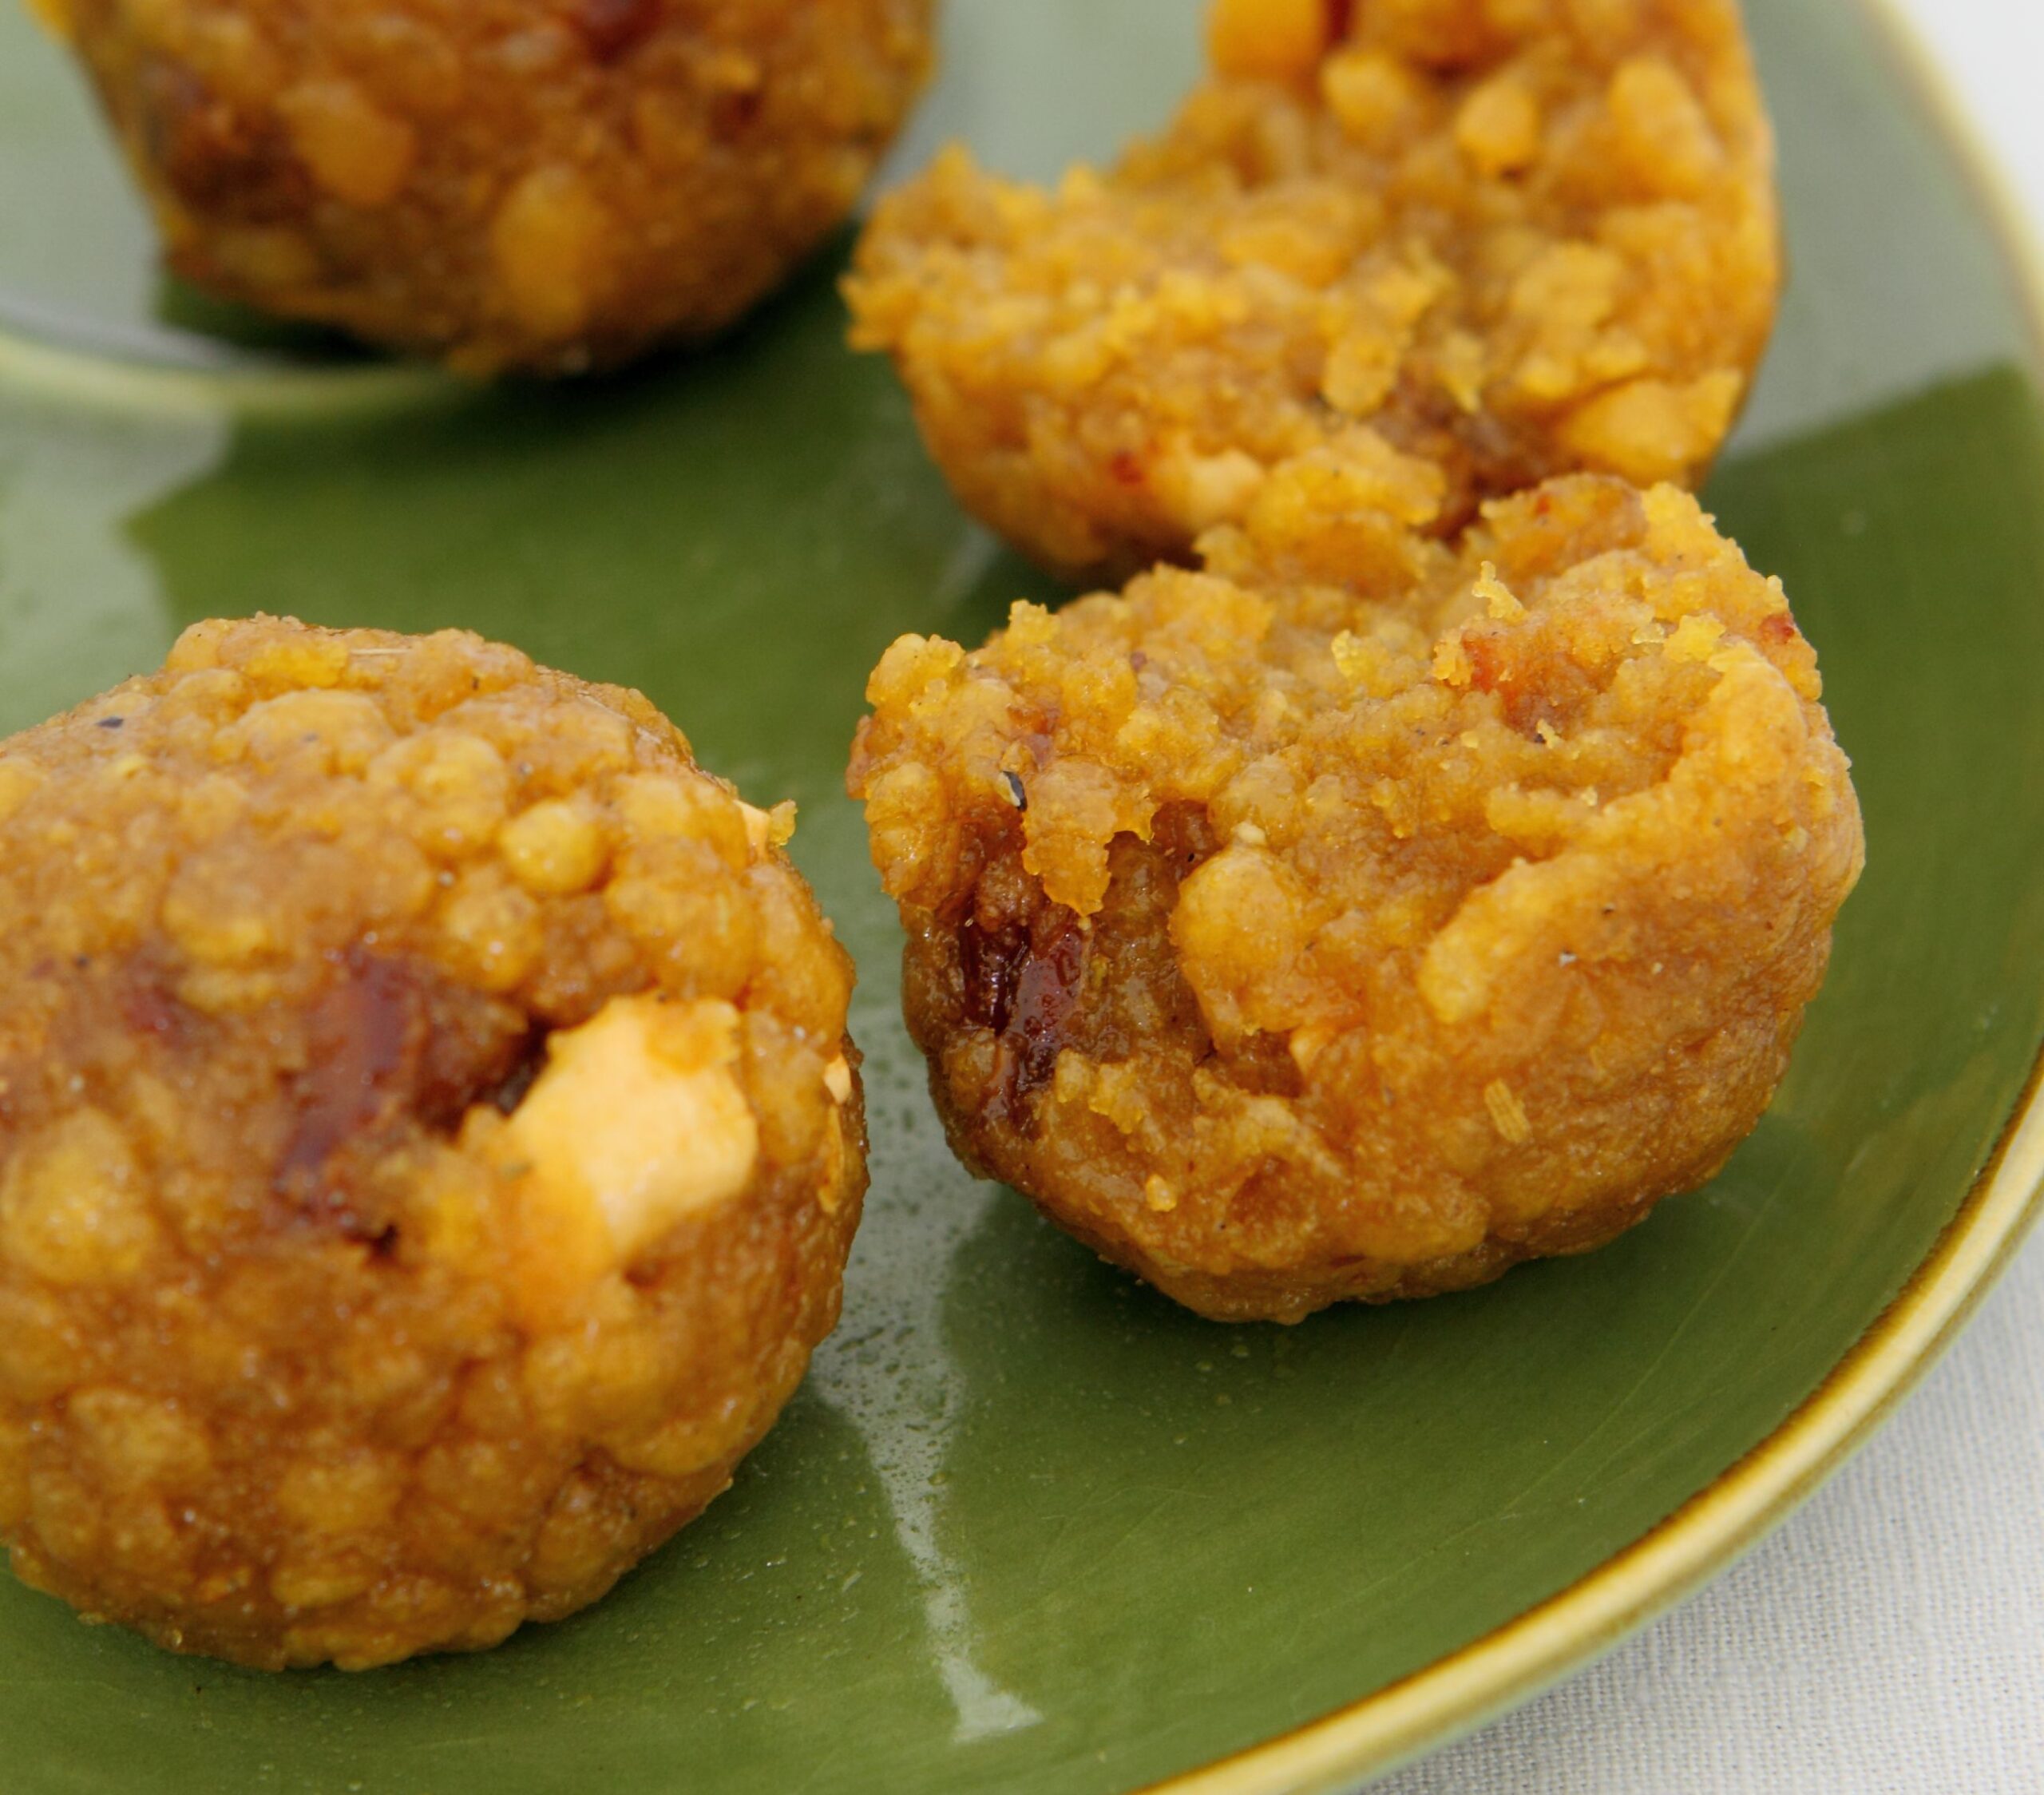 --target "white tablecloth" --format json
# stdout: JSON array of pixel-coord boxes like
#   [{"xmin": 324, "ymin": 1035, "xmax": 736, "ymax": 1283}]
[{"xmin": 1378, "ymin": 3, "xmax": 2044, "ymax": 1787}]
